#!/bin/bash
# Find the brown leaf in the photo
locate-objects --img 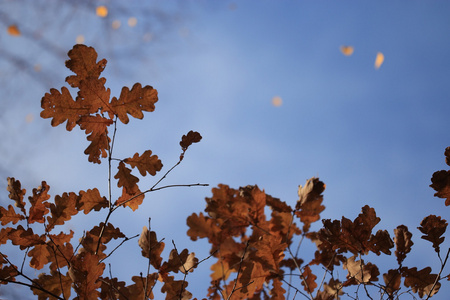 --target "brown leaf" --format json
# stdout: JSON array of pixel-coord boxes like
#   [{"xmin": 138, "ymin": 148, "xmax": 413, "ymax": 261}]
[
  {"xmin": 418, "ymin": 215, "xmax": 447, "ymax": 253},
  {"xmin": 27, "ymin": 181, "xmax": 51, "ymax": 224},
  {"xmin": 78, "ymin": 114, "xmax": 113, "ymax": 164},
  {"xmin": 115, "ymin": 186, "xmax": 145, "ymax": 211},
  {"xmin": 78, "ymin": 188, "xmax": 109, "ymax": 214},
  {"xmin": 343, "ymin": 255, "xmax": 379, "ymax": 285},
  {"xmin": 394, "ymin": 225, "xmax": 413, "ymax": 265},
  {"xmin": 69, "ymin": 252, "xmax": 105, "ymax": 300},
  {"xmin": 9, "ymin": 226, "xmax": 45, "ymax": 250},
  {"xmin": 6, "ymin": 177, "xmax": 26, "ymax": 214},
  {"xmin": 295, "ymin": 177, "xmax": 326, "ymax": 232},
  {"xmin": 41, "ymin": 87, "xmax": 90, "ymax": 131},
  {"xmin": 160, "ymin": 275, "xmax": 192, "ymax": 300},
  {"xmin": 32, "ymin": 270, "xmax": 72, "ymax": 299},
  {"xmin": 401, "ymin": 266, "xmax": 440, "ymax": 298},
  {"xmin": 90, "ymin": 223, "xmax": 125, "ymax": 244},
  {"xmin": 138, "ymin": 226, "xmax": 165, "ymax": 269},
  {"xmin": 65, "ymin": 44, "xmax": 107, "ymax": 88},
  {"xmin": 46, "ymin": 192, "xmax": 78, "ymax": 231},
  {"xmin": 99, "ymin": 277, "xmax": 131, "ymax": 300},
  {"xmin": 180, "ymin": 131, "xmax": 202, "ymax": 152},
  {"xmin": 383, "ymin": 269, "xmax": 401, "ymax": 298},
  {"xmin": 430, "ymin": 170, "xmax": 450, "ymax": 206},
  {"xmin": 186, "ymin": 212, "xmax": 221, "ymax": 243},
  {"xmin": 110, "ymin": 83, "xmax": 158, "ymax": 124},
  {"xmin": 28, "ymin": 244, "xmax": 51, "ymax": 270},
  {"xmin": 124, "ymin": 150, "xmax": 163, "ymax": 176},
  {"xmin": 115, "ymin": 161, "xmax": 139, "ymax": 194},
  {"xmin": 0, "ymin": 205, "xmax": 25, "ymax": 225},
  {"xmin": 301, "ymin": 265, "xmax": 317, "ymax": 293}
]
